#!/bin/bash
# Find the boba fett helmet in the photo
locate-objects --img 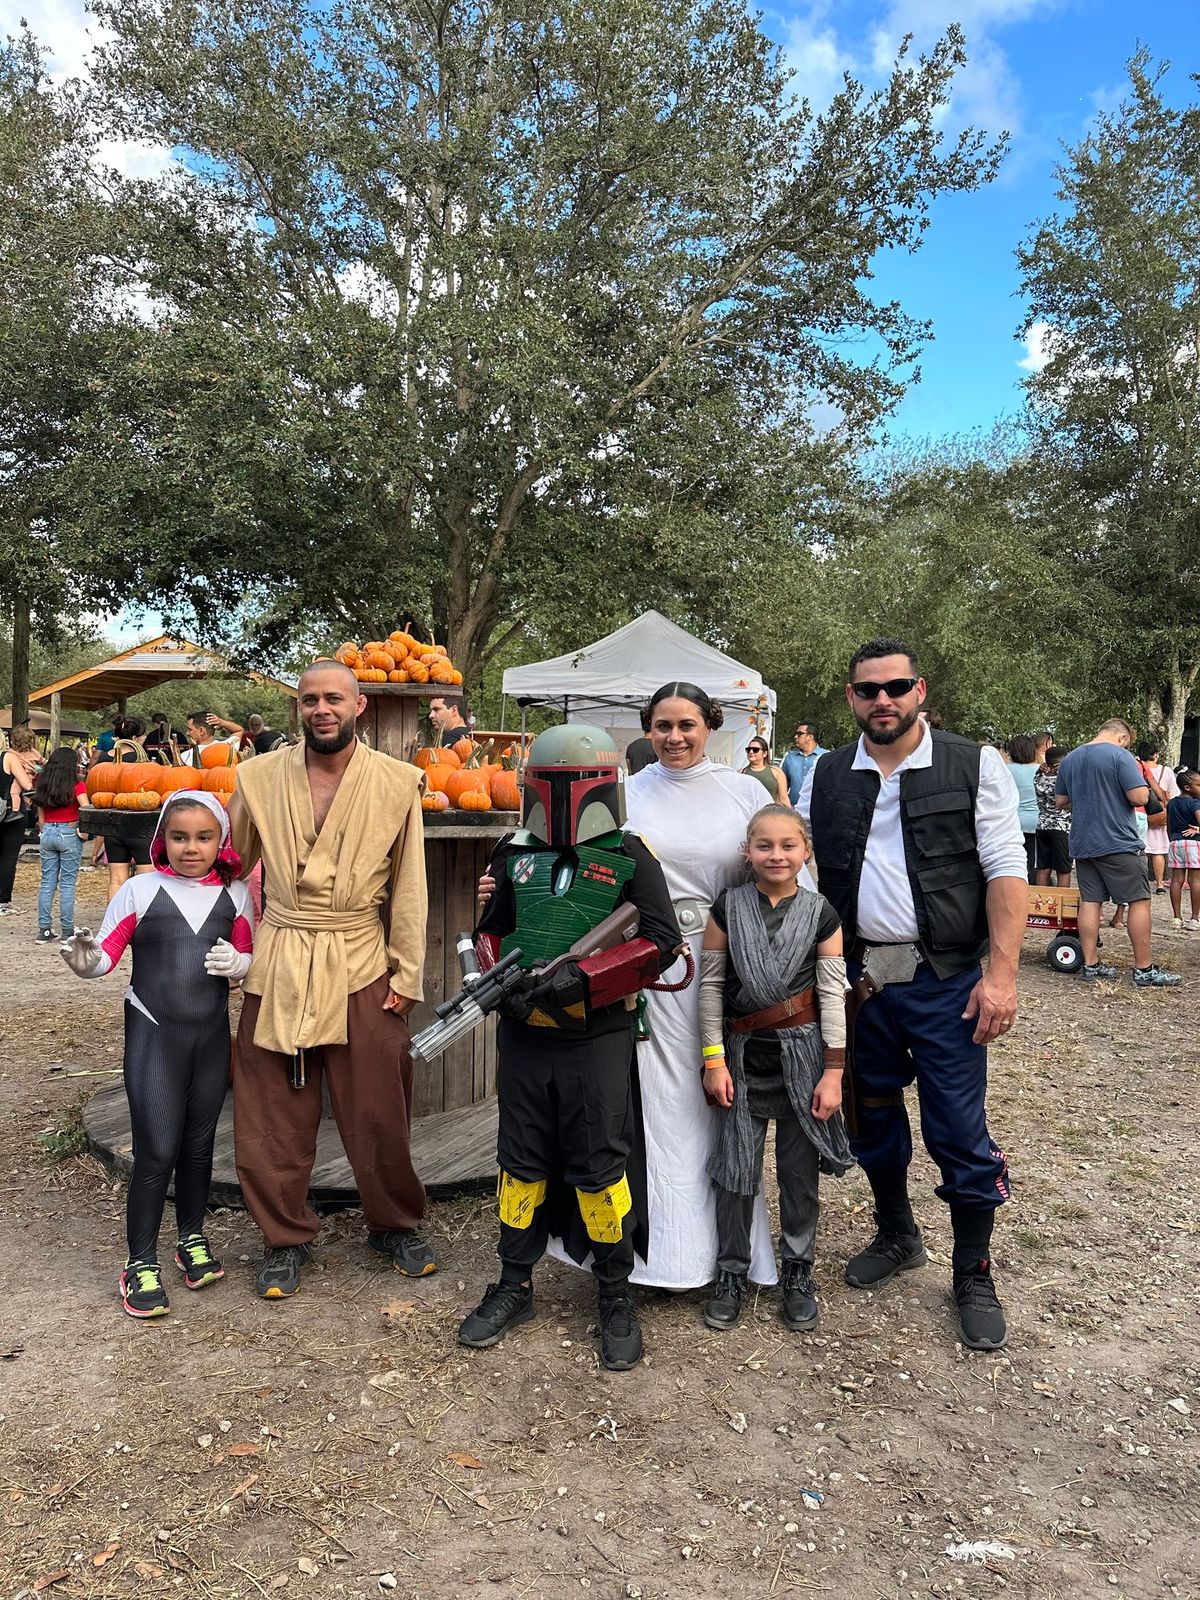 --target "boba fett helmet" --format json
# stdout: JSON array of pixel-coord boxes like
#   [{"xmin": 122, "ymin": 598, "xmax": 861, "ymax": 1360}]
[{"xmin": 521, "ymin": 723, "xmax": 625, "ymax": 847}]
